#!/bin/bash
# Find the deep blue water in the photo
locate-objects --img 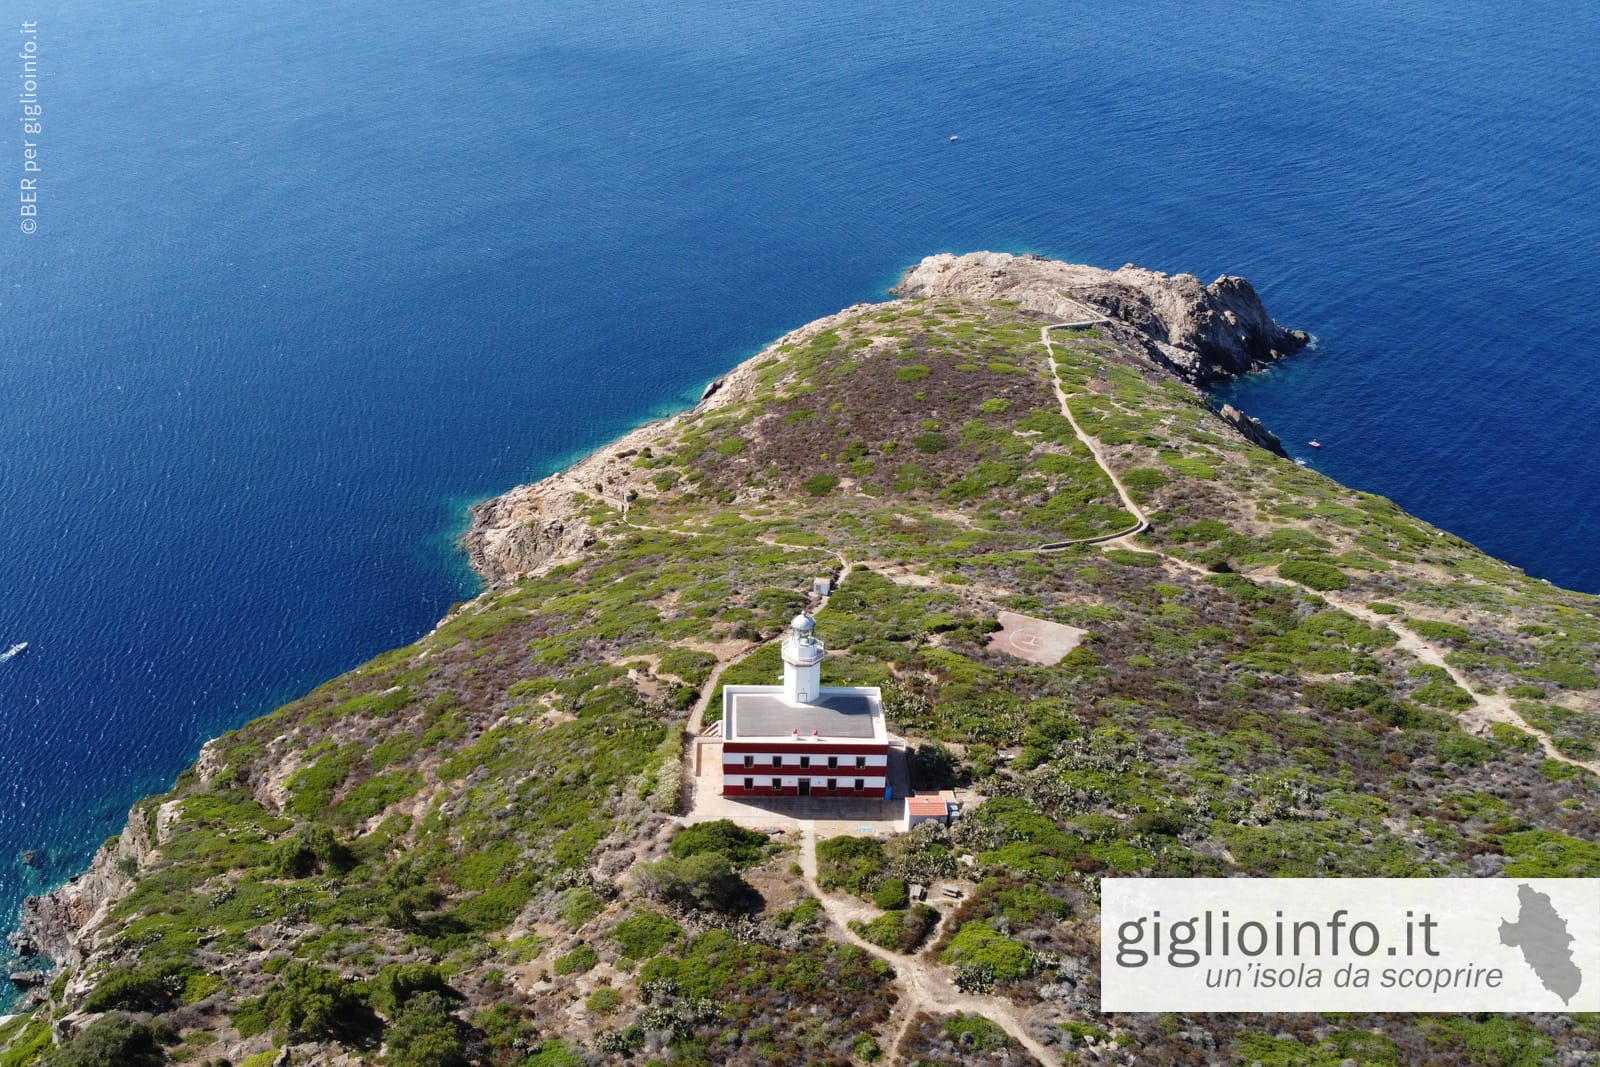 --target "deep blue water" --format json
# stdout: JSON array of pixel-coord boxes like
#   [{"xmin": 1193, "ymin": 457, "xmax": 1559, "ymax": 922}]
[{"xmin": 1, "ymin": 0, "xmax": 1596, "ymax": 980}]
